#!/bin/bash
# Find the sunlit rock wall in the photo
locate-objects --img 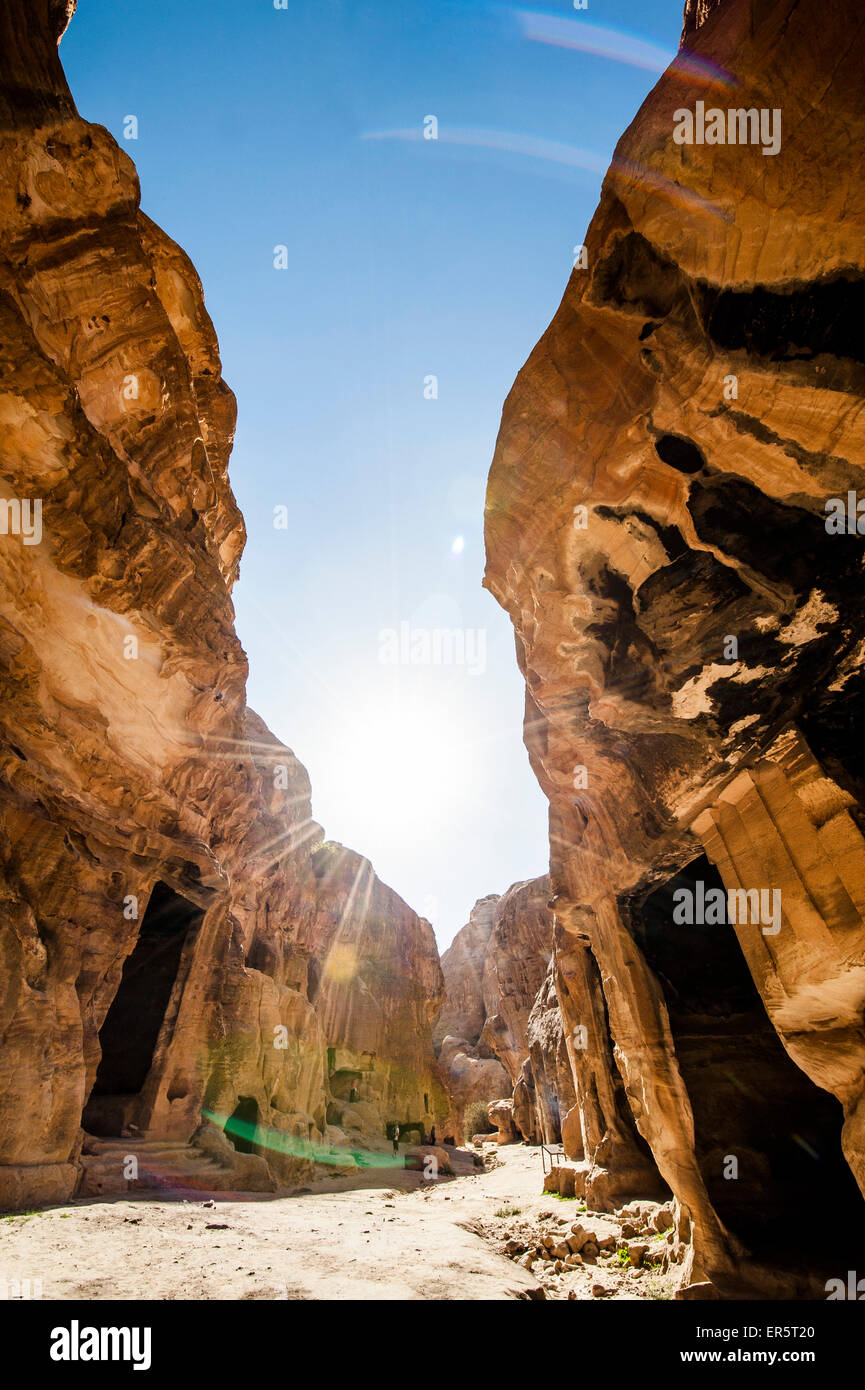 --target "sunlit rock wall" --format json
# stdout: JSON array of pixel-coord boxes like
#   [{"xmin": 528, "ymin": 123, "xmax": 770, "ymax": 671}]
[
  {"xmin": 0, "ymin": 0, "xmax": 448, "ymax": 1207},
  {"xmin": 485, "ymin": 0, "xmax": 865, "ymax": 1292}
]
